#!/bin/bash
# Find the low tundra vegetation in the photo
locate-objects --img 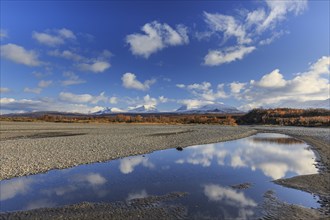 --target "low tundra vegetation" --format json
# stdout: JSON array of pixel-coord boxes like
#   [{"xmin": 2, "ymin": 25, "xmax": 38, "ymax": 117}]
[{"xmin": 1, "ymin": 108, "xmax": 329, "ymax": 127}]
